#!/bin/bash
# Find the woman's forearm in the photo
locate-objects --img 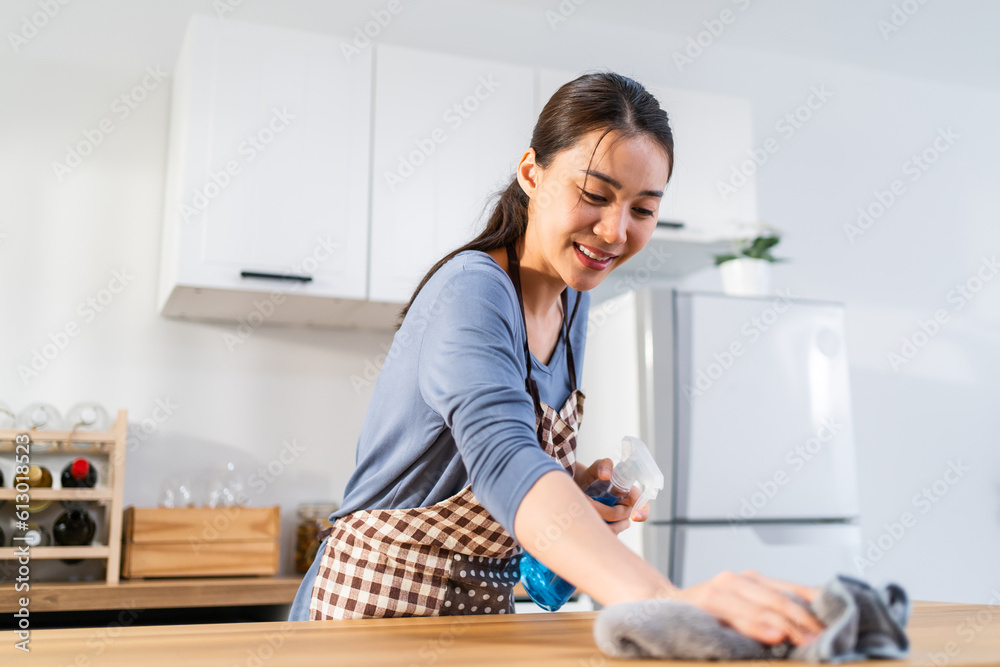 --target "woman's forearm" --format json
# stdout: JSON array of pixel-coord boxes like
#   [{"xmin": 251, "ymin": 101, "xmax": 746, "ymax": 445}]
[{"xmin": 512, "ymin": 469, "xmax": 679, "ymax": 606}]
